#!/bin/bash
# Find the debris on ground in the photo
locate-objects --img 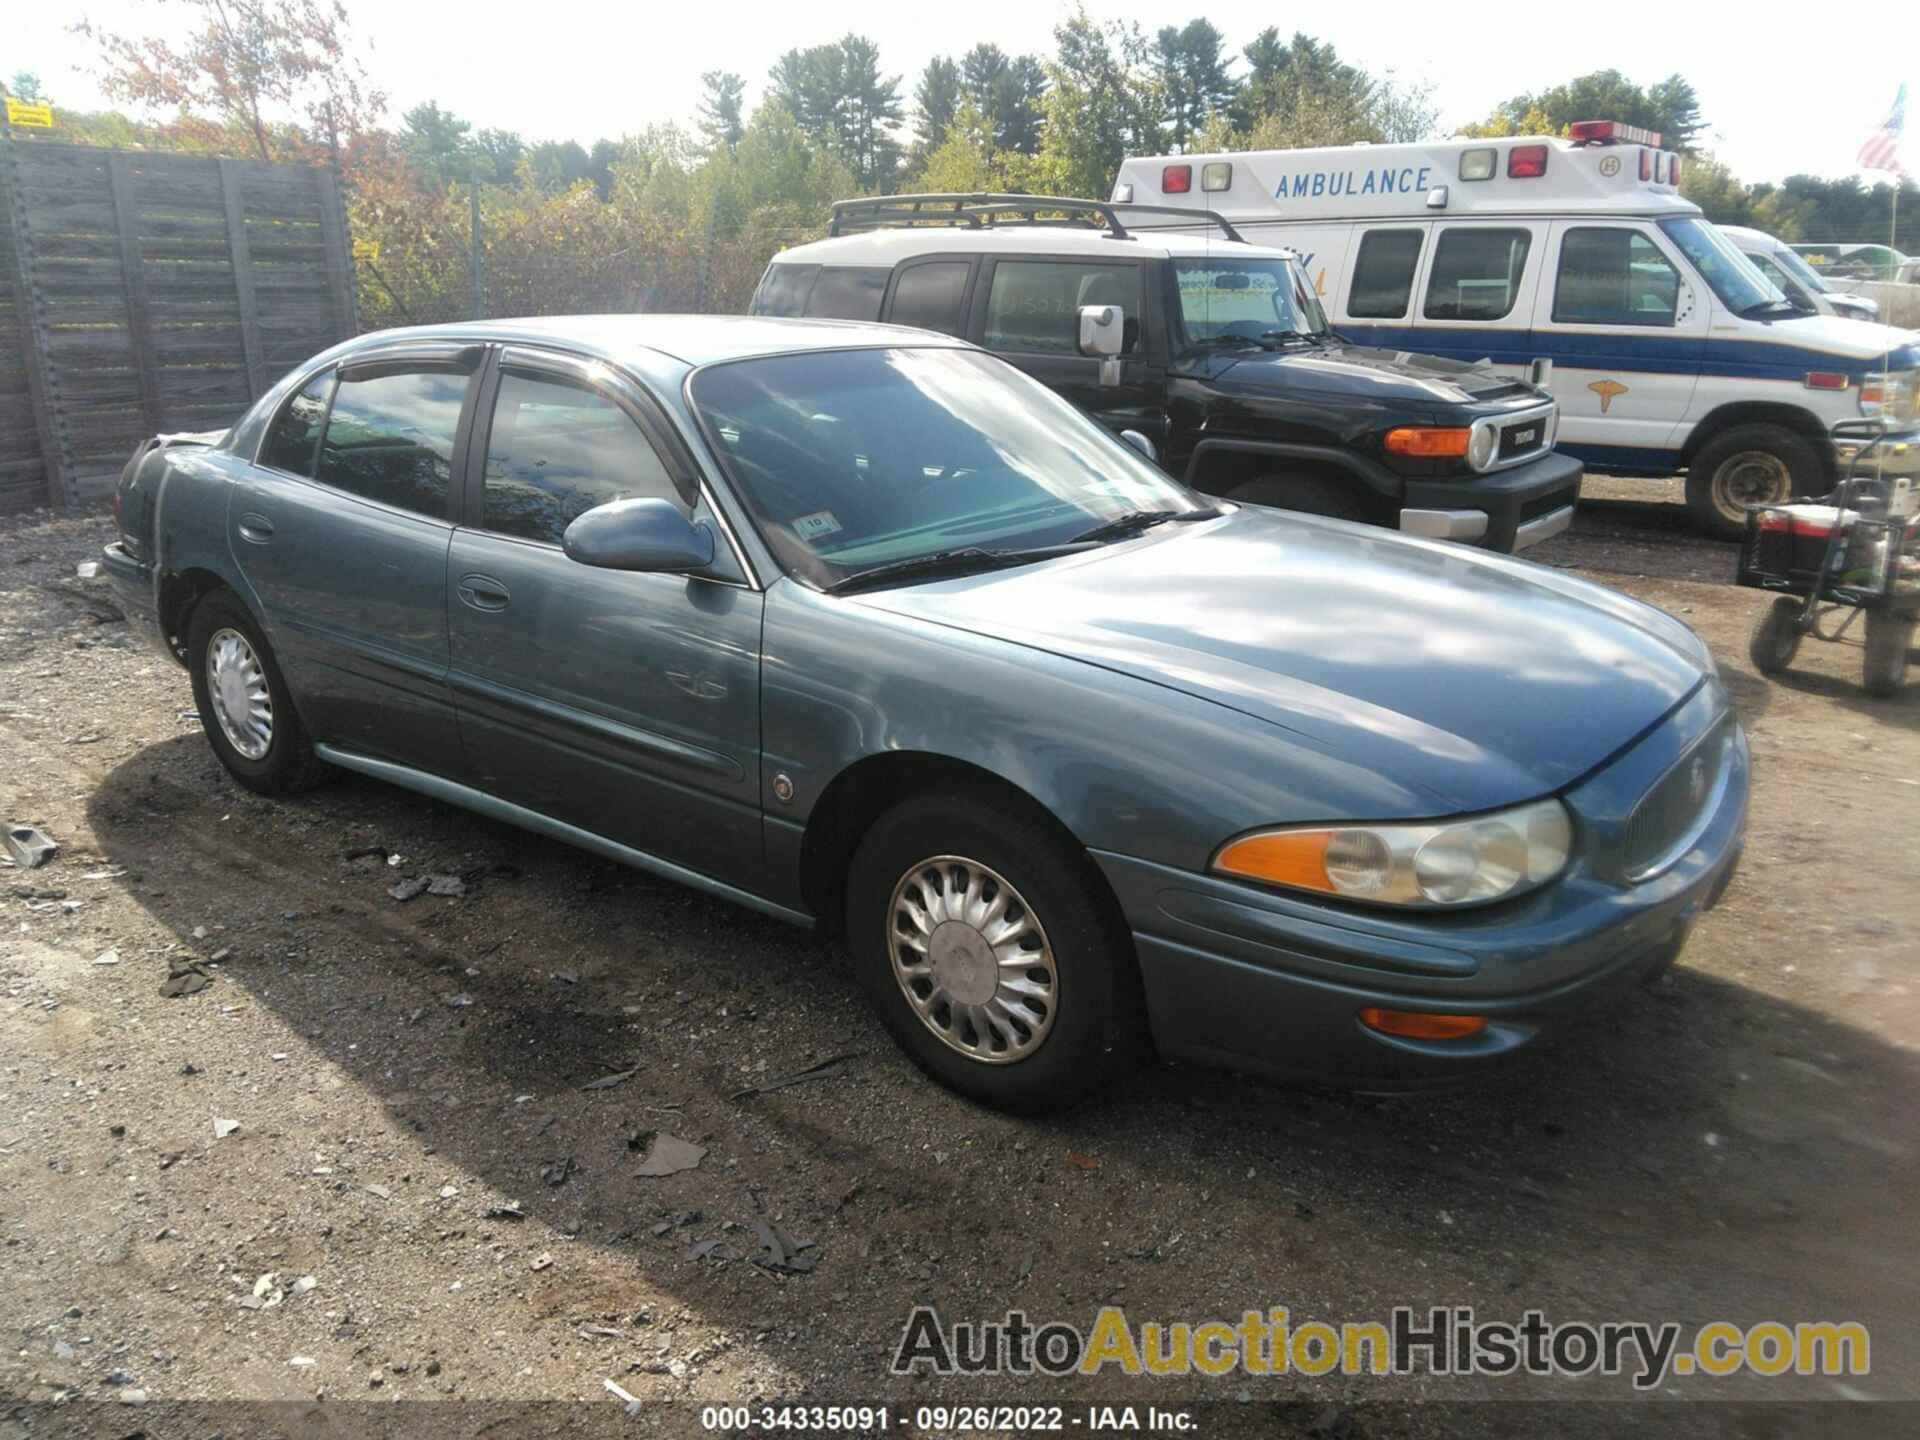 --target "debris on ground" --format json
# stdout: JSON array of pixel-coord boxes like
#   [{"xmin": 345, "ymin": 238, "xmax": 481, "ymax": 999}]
[
  {"xmin": 160, "ymin": 956, "xmax": 212, "ymax": 998},
  {"xmin": 1063, "ymin": 1151, "xmax": 1101, "ymax": 1171},
  {"xmin": 388, "ymin": 876, "xmax": 429, "ymax": 902},
  {"xmin": 92, "ymin": 949, "xmax": 120, "ymax": 966},
  {"xmin": 603, "ymin": 1378, "xmax": 643, "ymax": 1414},
  {"xmin": 631, "ymin": 1133, "xmax": 705, "ymax": 1178},
  {"xmin": 529, "ymin": 1251, "xmax": 553, "ymax": 1271},
  {"xmin": 212, "ymin": 1117, "xmax": 240, "ymax": 1140},
  {"xmin": 540, "ymin": 1155, "xmax": 575, "ymax": 1188},
  {"xmin": 482, "ymin": 1201, "xmax": 527, "ymax": 1221},
  {"xmin": 751, "ymin": 1218, "xmax": 821, "ymax": 1274},
  {"xmin": 687, "ymin": 1237, "xmax": 732, "ymax": 1261},
  {"xmin": 426, "ymin": 874, "xmax": 466, "ymax": 898},
  {"xmin": 444, "ymin": 992, "xmax": 473, "ymax": 1008},
  {"xmin": 4, "ymin": 823, "xmax": 58, "ymax": 869},
  {"xmin": 728, "ymin": 1051, "xmax": 862, "ymax": 1101},
  {"xmin": 578, "ymin": 1325, "xmax": 623, "ymax": 1340},
  {"xmin": 582, "ymin": 1065, "xmax": 640, "ymax": 1091}
]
